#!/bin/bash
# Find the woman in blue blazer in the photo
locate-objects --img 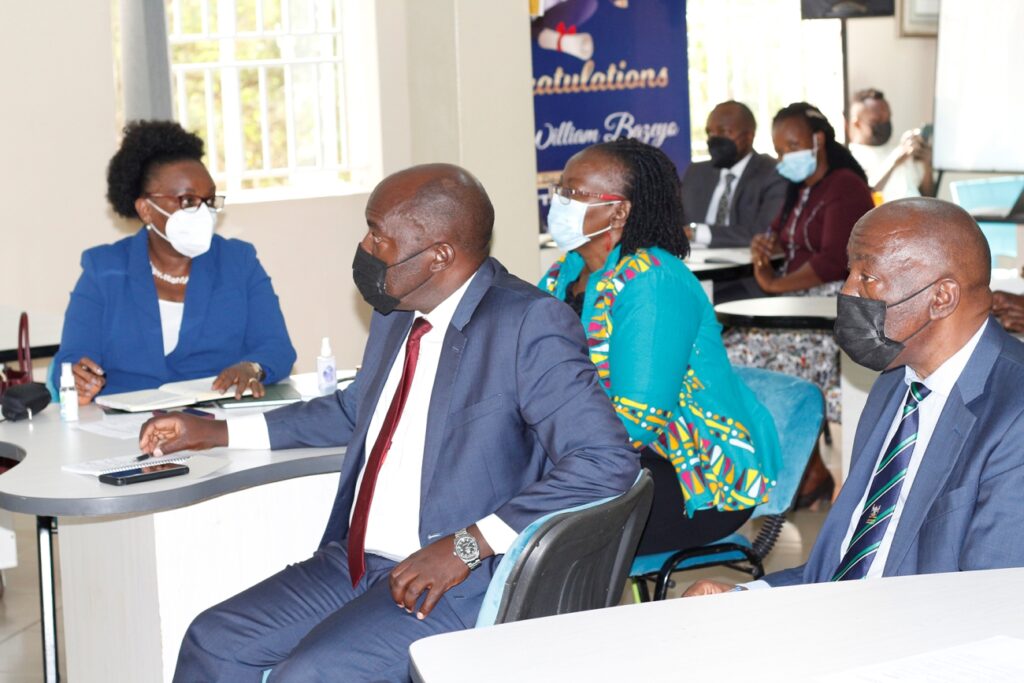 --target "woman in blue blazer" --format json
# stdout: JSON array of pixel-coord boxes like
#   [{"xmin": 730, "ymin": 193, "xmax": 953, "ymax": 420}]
[
  {"xmin": 52, "ymin": 121, "xmax": 296, "ymax": 401},
  {"xmin": 539, "ymin": 138, "xmax": 782, "ymax": 555}
]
